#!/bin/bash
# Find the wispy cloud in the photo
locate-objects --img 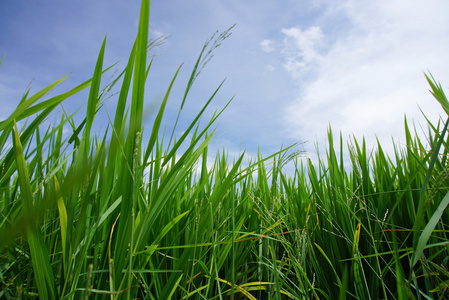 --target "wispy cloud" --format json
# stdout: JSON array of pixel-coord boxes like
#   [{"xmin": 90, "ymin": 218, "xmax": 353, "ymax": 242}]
[
  {"xmin": 272, "ymin": 0, "xmax": 449, "ymax": 154},
  {"xmin": 281, "ymin": 26, "xmax": 324, "ymax": 79},
  {"xmin": 260, "ymin": 39, "xmax": 275, "ymax": 53}
]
